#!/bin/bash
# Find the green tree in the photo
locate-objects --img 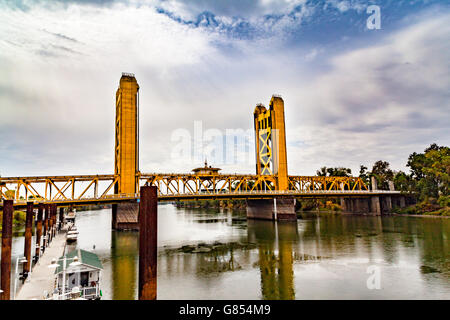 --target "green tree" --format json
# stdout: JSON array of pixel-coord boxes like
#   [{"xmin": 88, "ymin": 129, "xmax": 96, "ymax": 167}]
[
  {"xmin": 316, "ymin": 167, "xmax": 352, "ymax": 177},
  {"xmin": 394, "ymin": 171, "xmax": 415, "ymax": 194},
  {"xmin": 406, "ymin": 144, "xmax": 449, "ymax": 200},
  {"xmin": 359, "ymin": 165, "xmax": 370, "ymax": 185},
  {"xmin": 371, "ymin": 160, "xmax": 394, "ymax": 190}
]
